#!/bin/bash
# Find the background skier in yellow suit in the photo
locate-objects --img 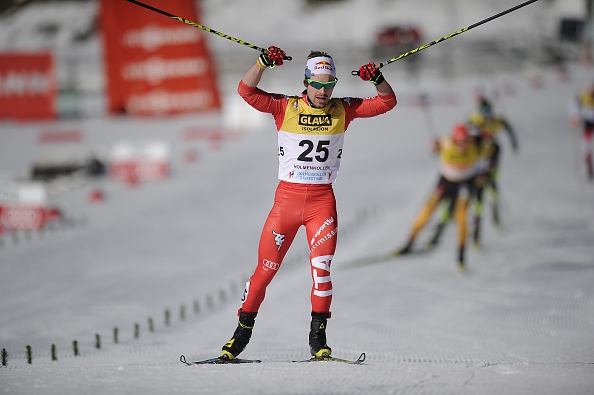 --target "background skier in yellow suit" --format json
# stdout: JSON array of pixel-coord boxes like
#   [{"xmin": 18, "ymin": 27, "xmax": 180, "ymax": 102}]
[
  {"xmin": 394, "ymin": 123, "xmax": 480, "ymax": 271},
  {"xmin": 467, "ymin": 97, "xmax": 518, "ymax": 243},
  {"xmin": 569, "ymin": 84, "xmax": 594, "ymax": 181},
  {"xmin": 424, "ymin": 97, "xmax": 518, "ymax": 248}
]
